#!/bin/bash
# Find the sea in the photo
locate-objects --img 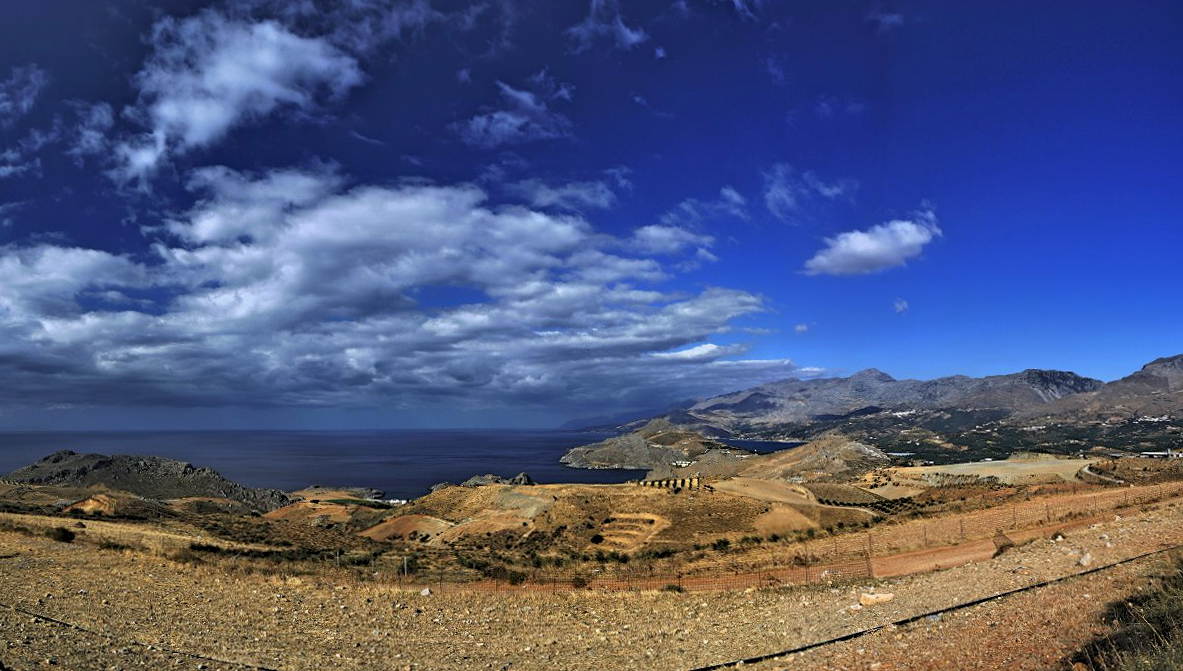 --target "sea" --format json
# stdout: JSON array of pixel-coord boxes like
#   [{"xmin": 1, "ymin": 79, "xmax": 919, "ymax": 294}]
[{"xmin": 0, "ymin": 430, "xmax": 797, "ymax": 500}]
